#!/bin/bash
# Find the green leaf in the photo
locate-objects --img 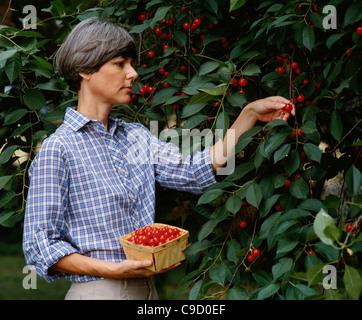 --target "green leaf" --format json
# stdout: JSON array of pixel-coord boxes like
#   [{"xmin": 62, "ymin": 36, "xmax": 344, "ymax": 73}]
[
  {"xmin": 198, "ymin": 219, "xmax": 218, "ymax": 241},
  {"xmin": 302, "ymin": 24, "xmax": 315, "ymax": 51},
  {"xmin": 0, "ymin": 145, "xmax": 19, "ymax": 164},
  {"xmin": 242, "ymin": 63, "xmax": 261, "ymax": 76},
  {"xmin": 23, "ymin": 89, "xmax": 47, "ymax": 110},
  {"xmin": 272, "ymin": 257, "xmax": 293, "ymax": 280},
  {"xmin": 303, "ymin": 142, "xmax": 322, "ymax": 163},
  {"xmin": 313, "ymin": 209, "xmax": 336, "ymax": 246},
  {"xmin": 151, "ymin": 87, "xmax": 179, "ymax": 106},
  {"xmin": 209, "ymin": 263, "xmax": 227, "ymax": 285},
  {"xmin": 226, "ymin": 285, "xmax": 249, "ymax": 300},
  {"xmin": 0, "ymin": 49, "xmax": 17, "ymax": 68},
  {"xmin": 199, "ymin": 61, "xmax": 220, "ymax": 76},
  {"xmin": 199, "ymin": 83, "xmax": 228, "ymax": 96},
  {"xmin": 289, "ymin": 177, "xmax": 309, "ymax": 199},
  {"xmin": 4, "ymin": 109, "xmax": 28, "ymax": 125},
  {"xmin": 326, "ymin": 33, "xmax": 343, "ymax": 50},
  {"xmin": 343, "ymin": 265, "xmax": 362, "ymax": 300},
  {"xmin": 0, "ymin": 190, "xmax": 17, "ymax": 208},
  {"xmin": 197, "ymin": 189, "xmax": 224, "ymax": 205},
  {"xmin": 276, "ymin": 239, "xmax": 298, "ymax": 256},
  {"xmin": 215, "ymin": 111, "xmax": 229, "ymax": 137},
  {"xmin": 257, "ymin": 283, "xmax": 280, "ymax": 300},
  {"xmin": 246, "ymin": 182, "xmax": 263, "ymax": 209},
  {"xmin": 225, "ymin": 195, "xmax": 243, "ymax": 214},
  {"xmin": 284, "ymin": 149, "xmax": 300, "ymax": 175},
  {"xmin": 0, "ymin": 176, "xmax": 12, "ymax": 190},
  {"xmin": 183, "ymin": 240, "xmax": 213, "ymax": 255},
  {"xmin": 181, "ymin": 114, "xmax": 209, "ymax": 130},
  {"xmin": 150, "ymin": 6, "xmax": 172, "ymax": 28},
  {"xmin": 189, "ymin": 93, "xmax": 214, "ymax": 105},
  {"xmin": 263, "ymin": 132, "xmax": 288, "ymax": 159},
  {"xmin": 230, "ymin": 0, "xmax": 248, "ymax": 12},
  {"xmin": 344, "ymin": 1, "xmax": 362, "ymax": 26},
  {"xmin": 345, "ymin": 165, "xmax": 362, "ymax": 196},
  {"xmin": 330, "ymin": 110, "xmax": 343, "ymax": 142},
  {"xmin": 5, "ymin": 52, "xmax": 22, "ymax": 84},
  {"xmin": 306, "ymin": 263, "xmax": 327, "ymax": 286},
  {"xmin": 227, "ymin": 238, "xmax": 241, "ymax": 264},
  {"xmin": 286, "ymin": 284, "xmax": 317, "ymax": 300},
  {"xmin": 226, "ymin": 92, "xmax": 247, "ymax": 108},
  {"xmin": 181, "ymin": 102, "xmax": 208, "ymax": 118},
  {"xmin": 189, "ymin": 279, "xmax": 203, "ymax": 300},
  {"xmin": 259, "ymin": 194, "xmax": 280, "ymax": 218},
  {"xmin": 274, "ymin": 144, "xmax": 291, "ymax": 163}
]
